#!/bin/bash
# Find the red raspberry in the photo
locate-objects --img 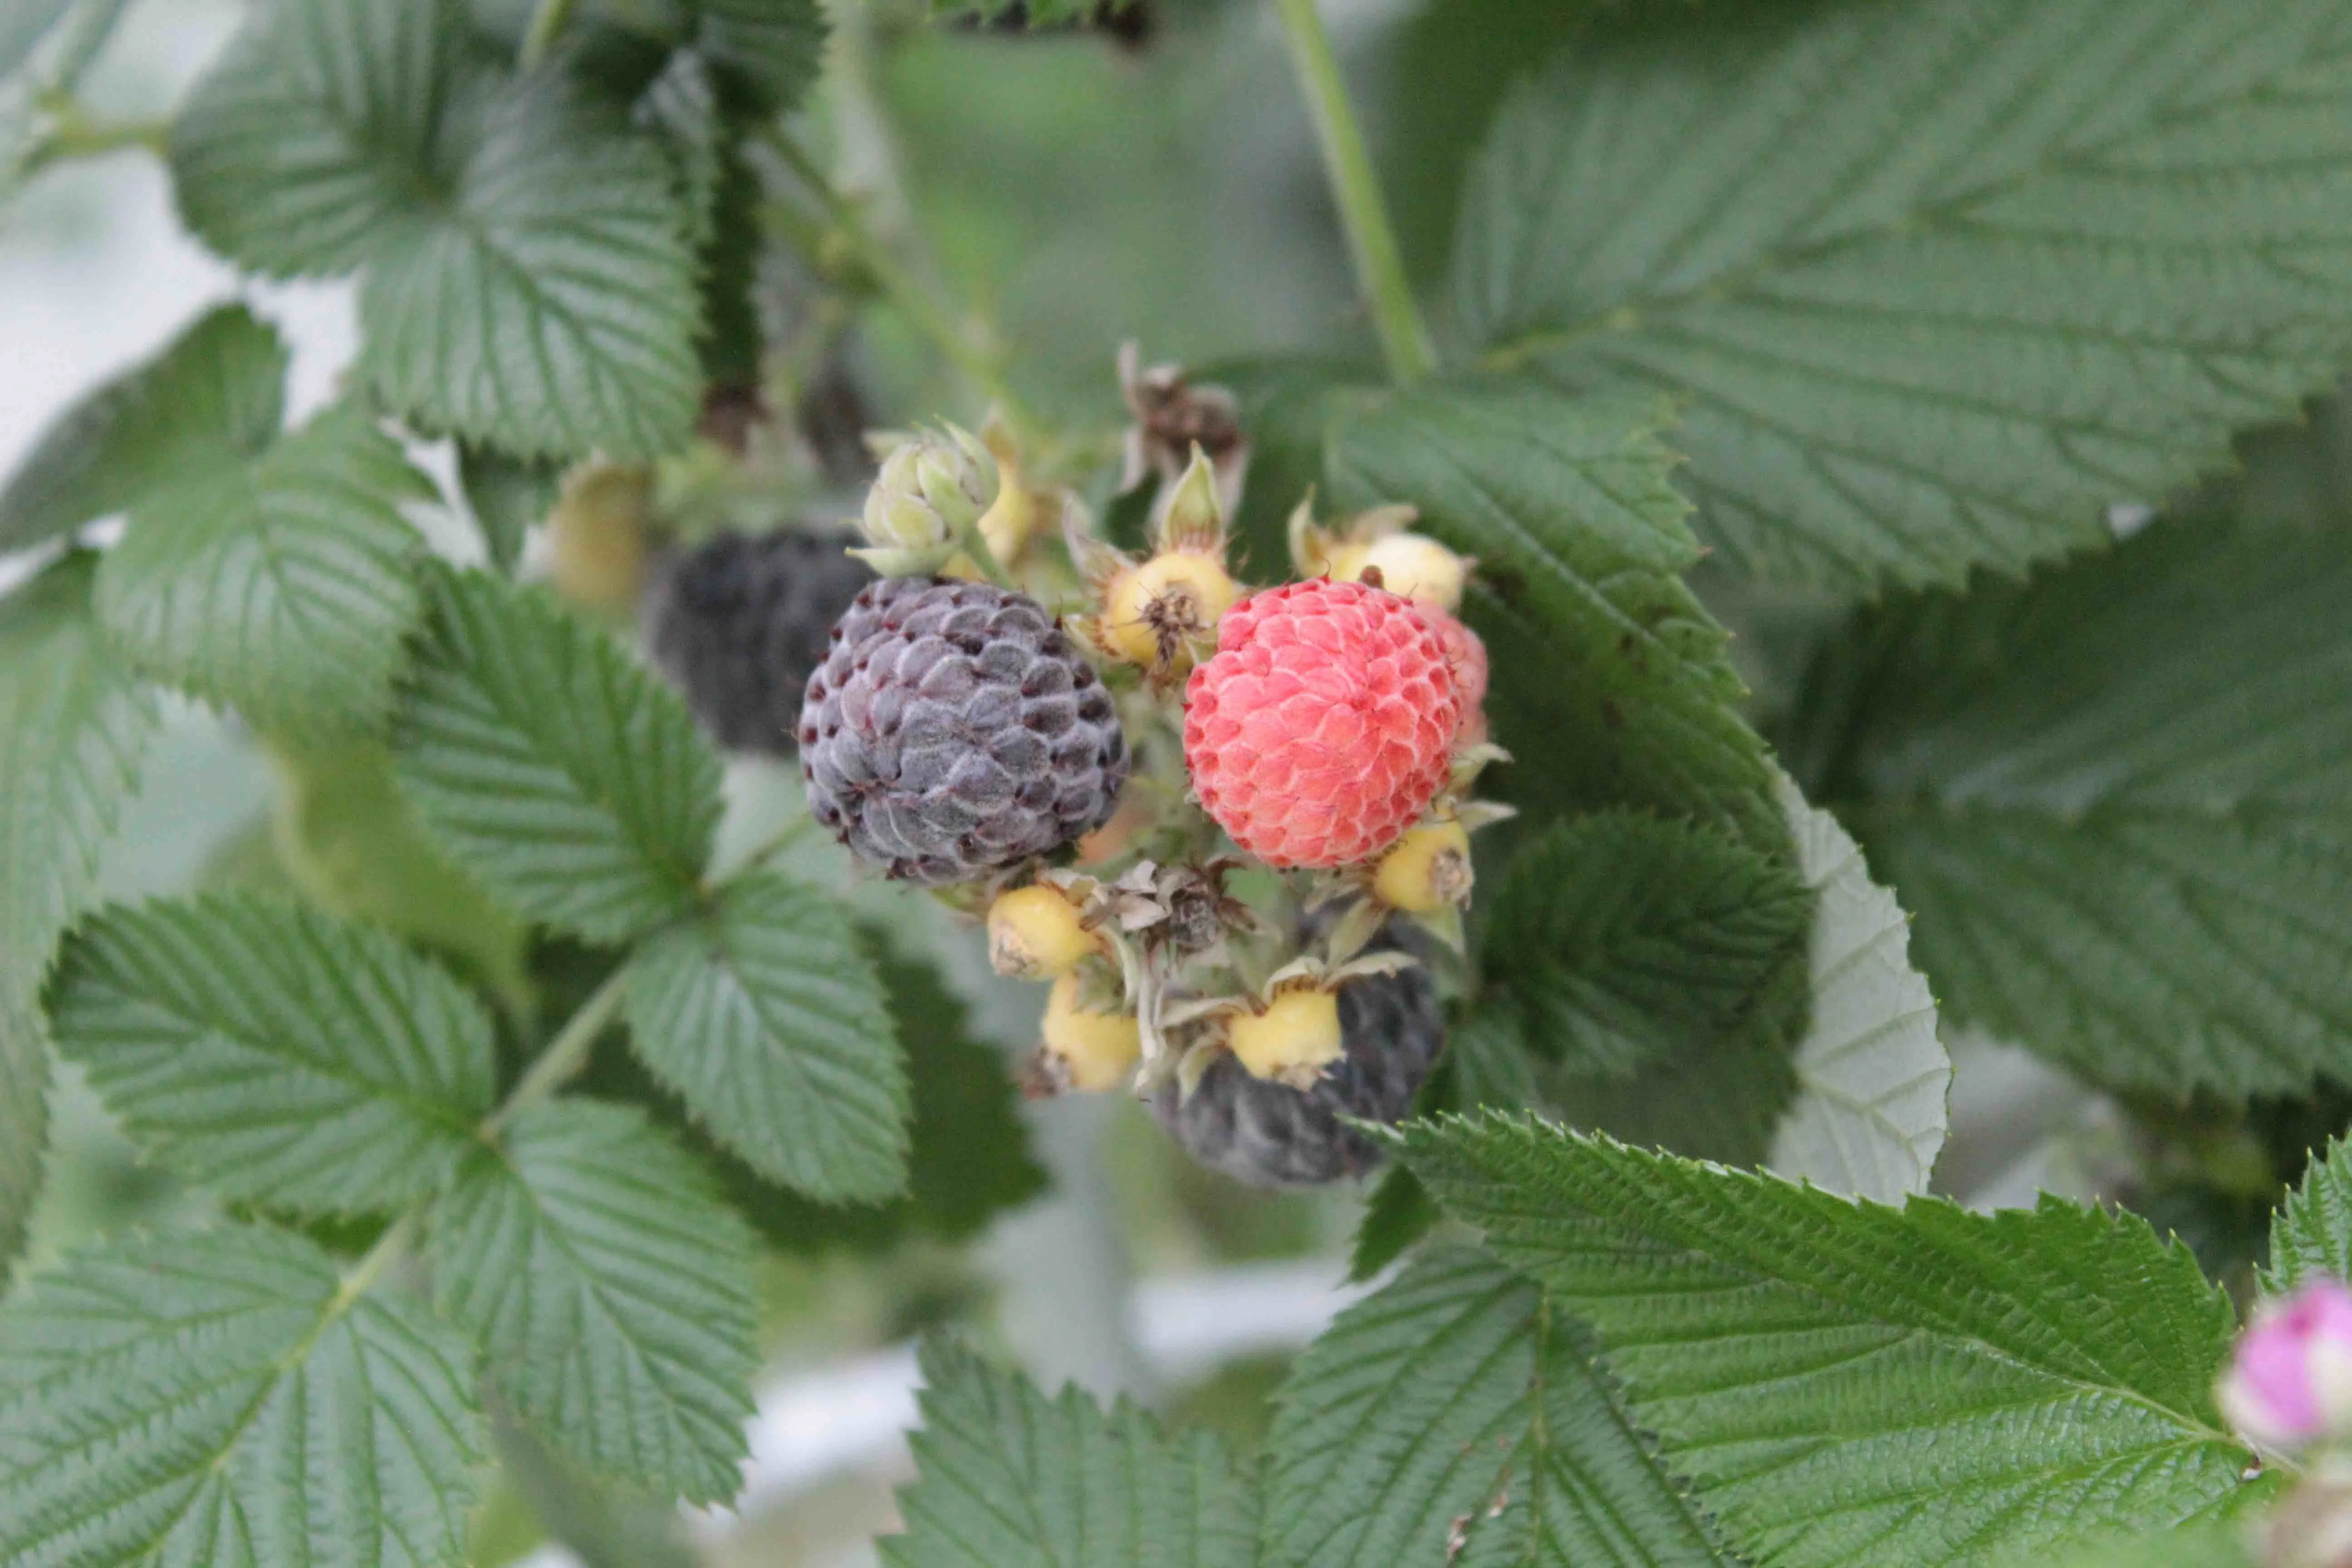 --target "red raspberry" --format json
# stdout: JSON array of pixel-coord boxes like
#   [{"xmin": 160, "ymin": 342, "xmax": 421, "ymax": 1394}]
[
  {"xmin": 1428, "ymin": 607, "xmax": 1489, "ymax": 745},
  {"xmin": 1183, "ymin": 579, "xmax": 1460, "ymax": 867}
]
